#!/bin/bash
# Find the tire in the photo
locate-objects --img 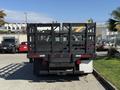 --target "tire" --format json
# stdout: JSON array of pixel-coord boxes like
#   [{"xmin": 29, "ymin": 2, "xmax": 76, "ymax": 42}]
[
  {"xmin": 29, "ymin": 58, "xmax": 33, "ymax": 63},
  {"xmin": 1, "ymin": 50, "xmax": 5, "ymax": 54},
  {"xmin": 12, "ymin": 47, "xmax": 16, "ymax": 53},
  {"xmin": 15, "ymin": 48, "xmax": 18, "ymax": 53},
  {"xmin": 33, "ymin": 59, "xmax": 41, "ymax": 76},
  {"xmin": 33, "ymin": 59, "xmax": 48, "ymax": 76}
]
